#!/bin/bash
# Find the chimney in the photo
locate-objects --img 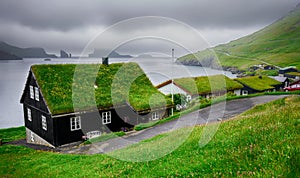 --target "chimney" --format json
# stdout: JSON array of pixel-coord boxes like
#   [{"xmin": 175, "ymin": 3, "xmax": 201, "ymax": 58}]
[{"xmin": 102, "ymin": 57, "xmax": 109, "ymax": 65}]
